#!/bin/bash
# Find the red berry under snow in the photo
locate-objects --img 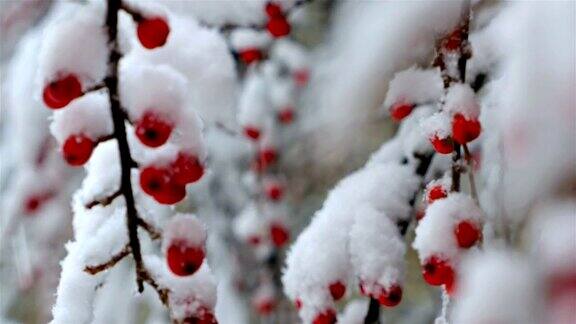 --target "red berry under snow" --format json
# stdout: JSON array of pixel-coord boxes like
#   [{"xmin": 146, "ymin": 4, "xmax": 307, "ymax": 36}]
[
  {"xmin": 265, "ymin": 184, "xmax": 283, "ymax": 202},
  {"xmin": 254, "ymin": 298, "xmax": 276, "ymax": 315},
  {"xmin": 454, "ymin": 220, "xmax": 481, "ymax": 248},
  {"xmin": 378, "ymin": 285, "xmax": 403, "ymax": 307},
  {"xmin": 430, "ymin": 135, "xmax": 455, "ymax": 154},
  {"xmin": 452, "ymin": 113, "xmax": 481, "ymax": 144},
  {"xmin": 390, "ymin": 102, "xmax": 414, "ymax": 122},
  {"xmin": 293, "ymin": 69, "xmax": 309, "ymax": 87},
  {"xmin": 442, "ymin": 28, "xmax": 462, "ymax": 52},
  {"xmin": 277, "ymin": 108, "xmax": 295, "ymax": 125},
  {"xmin": 239, "ymin": 48, "xmax": 263, "ymax": 65},
  {"xmin": 313, "ymin": 309, "xmax": 337, "ymax": 324},
  {"xmin": 137, "ymin": 17, "xmax": 170, "ymax": 49},
  {"xmin": 265, "ymin": 2, "xmax": 284, "ymax": 18},
  {"xmin": 244, "ymin": 126, "xmax": 261, "ymax": 141},
  {"xmin": 43, "ymin": 74, "xmax": 83, "ymax": 109},
  {"xmin": 270, "ymin": 223, "xmax": 289, "ymax": 247},
  {"xmin": 154, "ymin": 182, "xmax": 186, "ymax": 205},
  {"xmin": 183, "ymin": 307, "xmax": 216, "ymax": 324},
  {"xmin": 295, "ymin": 298, "xmax": 302, "ymax": 310},
  {"xmin": 172, "ymin": 153, "xmax": 204, "ymax": 185},
  {"xmin": 259, "ymin": 147, "xmax": 278, "ymax": 165},
  {"xmin": 140, "ymin": 166, "xmax": 171, "ymax": 196},
  {"xmin": 62, "ymin": 134, "xmax": 94, "ymax": 166},
  {"xmin": 266, "ymin": 17, "xmax": 291, "ymax": 38},
  {"xmin": 422, "ymin": 255, "xmax": 455, "ymax": 287},
  {"xmin": 427, "ymin": 185, "xmax": 448, "ymax": 204},
  {"xmin": 135, "ymin": 112, "xmax": 173, "ymax": 147},
  {"xmin": 329, "ymin": 281, "xmax": 346, "ymax": 301},
  {"xmin": 166, "ymin": 241, "xmax": 205, "ymax": 276}
]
